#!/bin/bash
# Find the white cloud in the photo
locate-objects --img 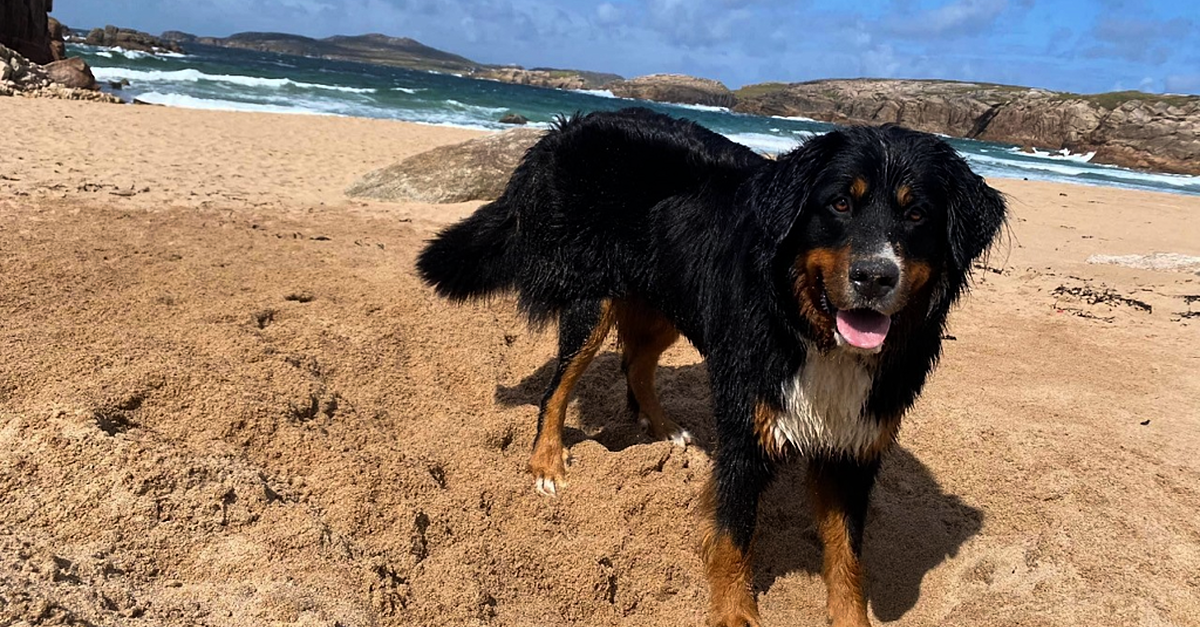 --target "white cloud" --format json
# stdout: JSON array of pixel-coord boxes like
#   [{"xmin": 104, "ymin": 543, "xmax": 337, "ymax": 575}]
[
  {"xmin": 595, "ymin": 2, "xmax": 621, "ymax": 25},
  {"xmin": 882, "ymin": 0, "xmax": 1010, "ymax": 38}
]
